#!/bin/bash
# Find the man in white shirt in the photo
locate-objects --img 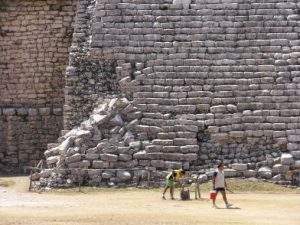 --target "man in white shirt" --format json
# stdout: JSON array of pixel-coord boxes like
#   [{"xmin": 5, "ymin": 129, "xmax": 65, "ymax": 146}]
[{"xmin": 212, "ymin": 162, "xmax": 233, "ymax": 208}]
